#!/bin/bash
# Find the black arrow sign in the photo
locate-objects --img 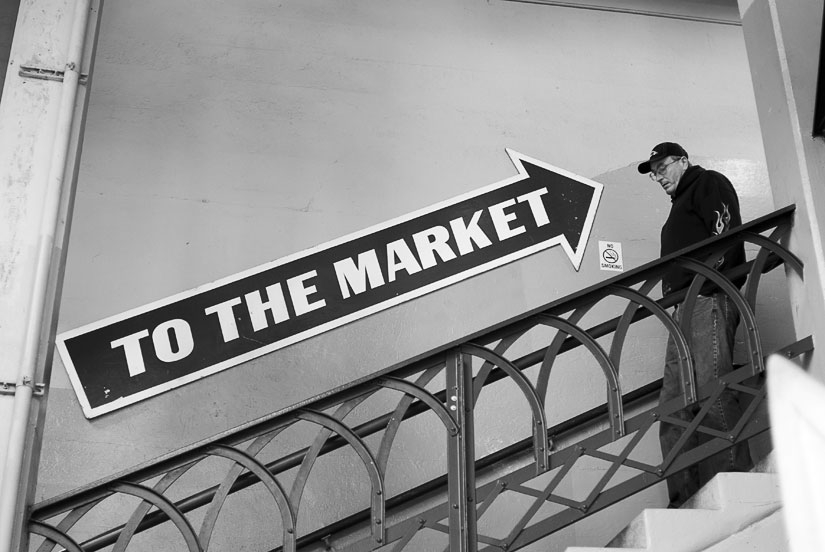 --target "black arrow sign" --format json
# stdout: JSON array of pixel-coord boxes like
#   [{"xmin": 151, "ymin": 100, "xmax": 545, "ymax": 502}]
[{"xmin": 57, "ymin": 149, "xmax": 603, "ymax": 418}]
